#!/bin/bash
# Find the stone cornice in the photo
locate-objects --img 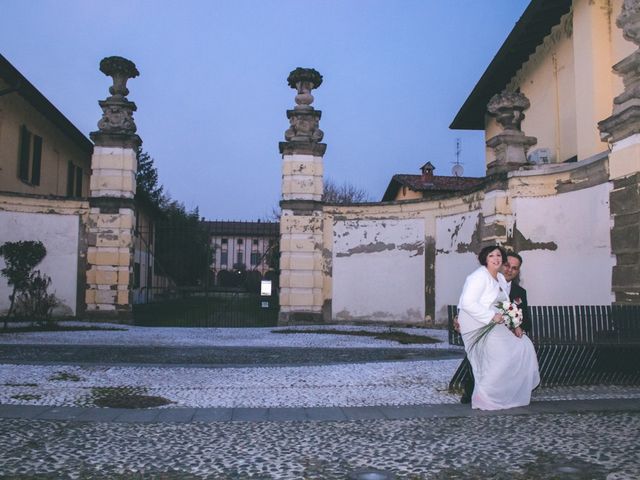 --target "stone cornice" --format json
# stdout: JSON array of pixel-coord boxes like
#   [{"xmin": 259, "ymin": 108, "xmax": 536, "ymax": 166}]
[
  {"xmin": 89, "ymin": 196, "xmax": 136, "ymax": 213},
  {"xmin": 599, "ymin": 104, "xmax": 640, "ymax": 144},
  {"xmin": 486, "ymin": 132, "xmax": 538, "ymax": 148},
  {"xmin": 279, "ymin": 199, "xmax": 324, "ymax": 213},
  {"xmin": 90, "ymin": 131, "xmax": 142, "ymax": 149},
  {"xmin": 279, "ymin": 141, "xmax": 327, "ymax": 156}
]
